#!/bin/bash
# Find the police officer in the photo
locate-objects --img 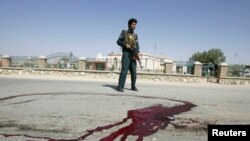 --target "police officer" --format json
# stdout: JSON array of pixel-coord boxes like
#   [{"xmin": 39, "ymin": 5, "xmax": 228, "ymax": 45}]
[{"xmin": 117, "ymin": 18, "xmax": 140, "ymax": 92}]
